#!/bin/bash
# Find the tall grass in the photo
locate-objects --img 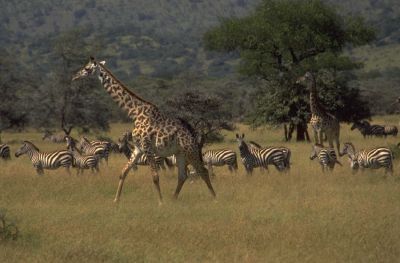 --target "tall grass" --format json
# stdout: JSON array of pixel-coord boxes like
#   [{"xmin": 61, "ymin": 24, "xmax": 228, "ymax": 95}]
[{"xmin": 1, "ymin": 116, "xmax": 400, "ymax": 262}]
